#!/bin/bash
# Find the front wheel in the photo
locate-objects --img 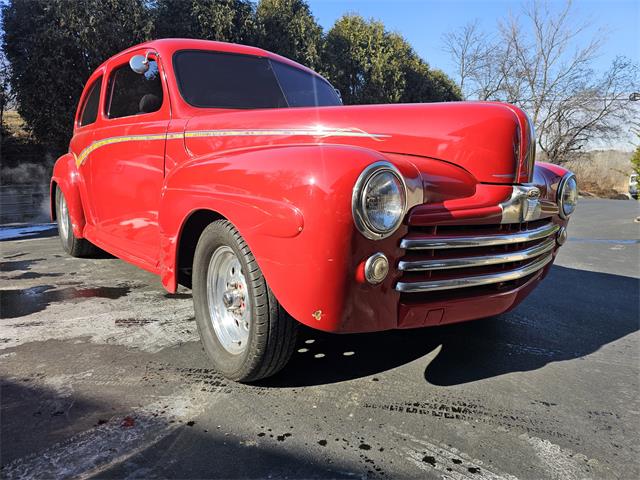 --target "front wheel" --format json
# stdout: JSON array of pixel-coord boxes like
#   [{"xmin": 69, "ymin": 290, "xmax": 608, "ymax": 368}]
[{"xmin": 192, "ymin": 220, "xmax": 298, "ymax": 382}]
